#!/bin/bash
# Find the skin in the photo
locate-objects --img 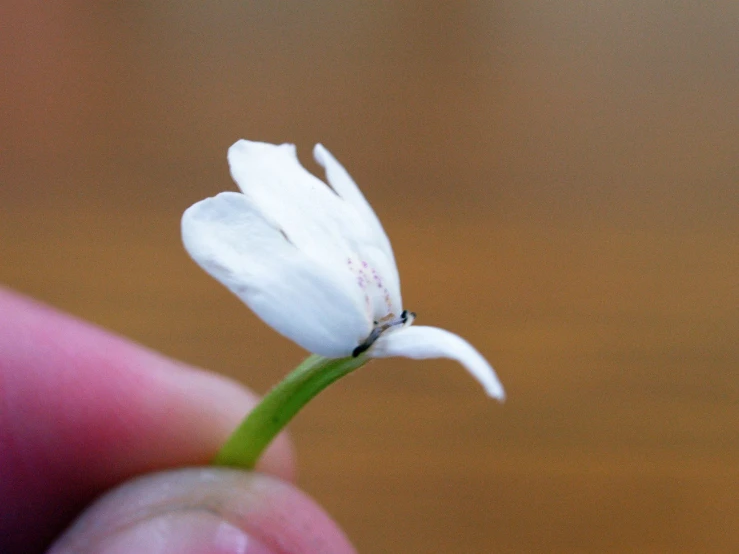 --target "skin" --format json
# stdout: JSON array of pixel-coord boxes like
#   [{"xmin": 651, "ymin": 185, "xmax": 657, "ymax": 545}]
[{"xmin": 0, "ymin": 286, "xmax": 356, "ymax": 554}]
